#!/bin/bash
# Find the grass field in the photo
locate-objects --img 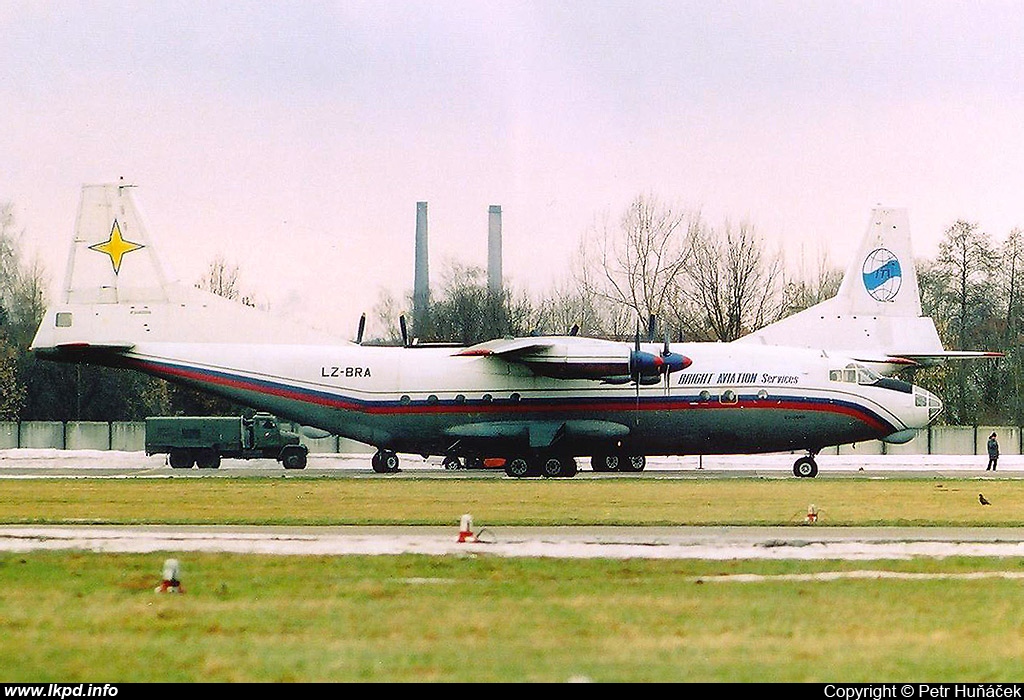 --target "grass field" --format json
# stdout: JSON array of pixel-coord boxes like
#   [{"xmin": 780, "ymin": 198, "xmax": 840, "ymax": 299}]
[
  {"xmin": 3, "ymin": 476, "xmax": 1024, "ymax": 682},
  {"xmin": 1, "ymin": 476, "xmax": 1022, "ymax": 526}
]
